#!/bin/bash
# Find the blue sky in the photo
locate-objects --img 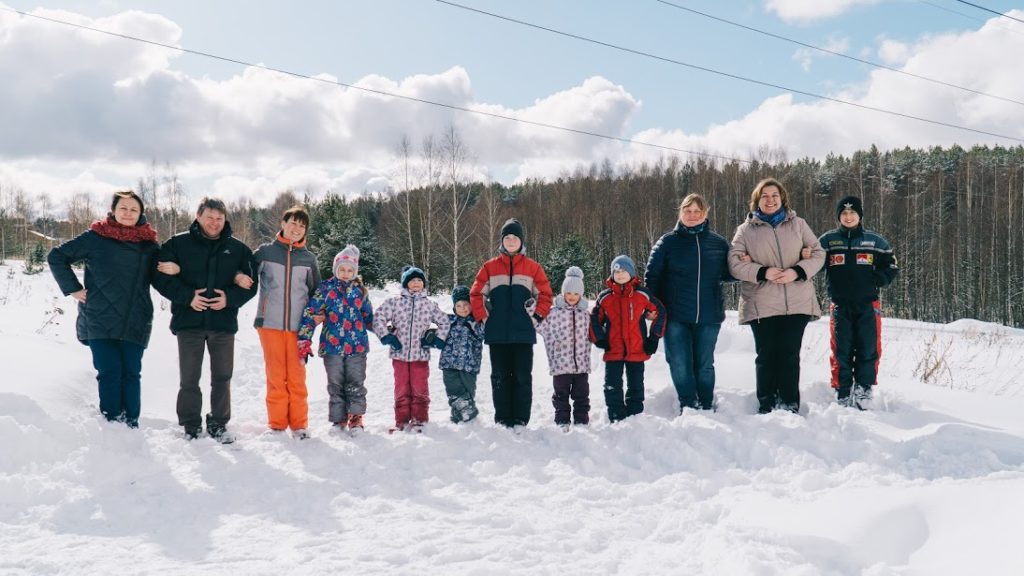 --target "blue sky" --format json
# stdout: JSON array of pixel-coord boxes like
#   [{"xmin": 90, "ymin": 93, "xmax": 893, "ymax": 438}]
[{"xmin": 1, "ymin": 0, "xmax": 1023, "ymax": 205}]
